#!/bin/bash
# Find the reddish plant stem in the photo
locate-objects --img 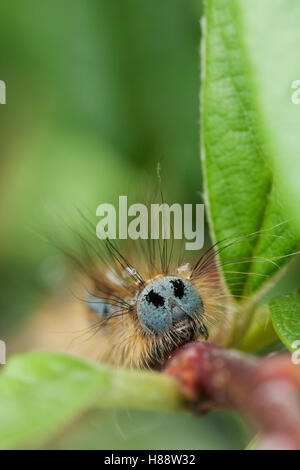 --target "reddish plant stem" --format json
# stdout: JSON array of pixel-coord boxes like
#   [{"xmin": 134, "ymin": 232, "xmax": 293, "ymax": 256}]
[{"xmin": 164, "ymin": 342, "xmax": 300, "ymax": 450}]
